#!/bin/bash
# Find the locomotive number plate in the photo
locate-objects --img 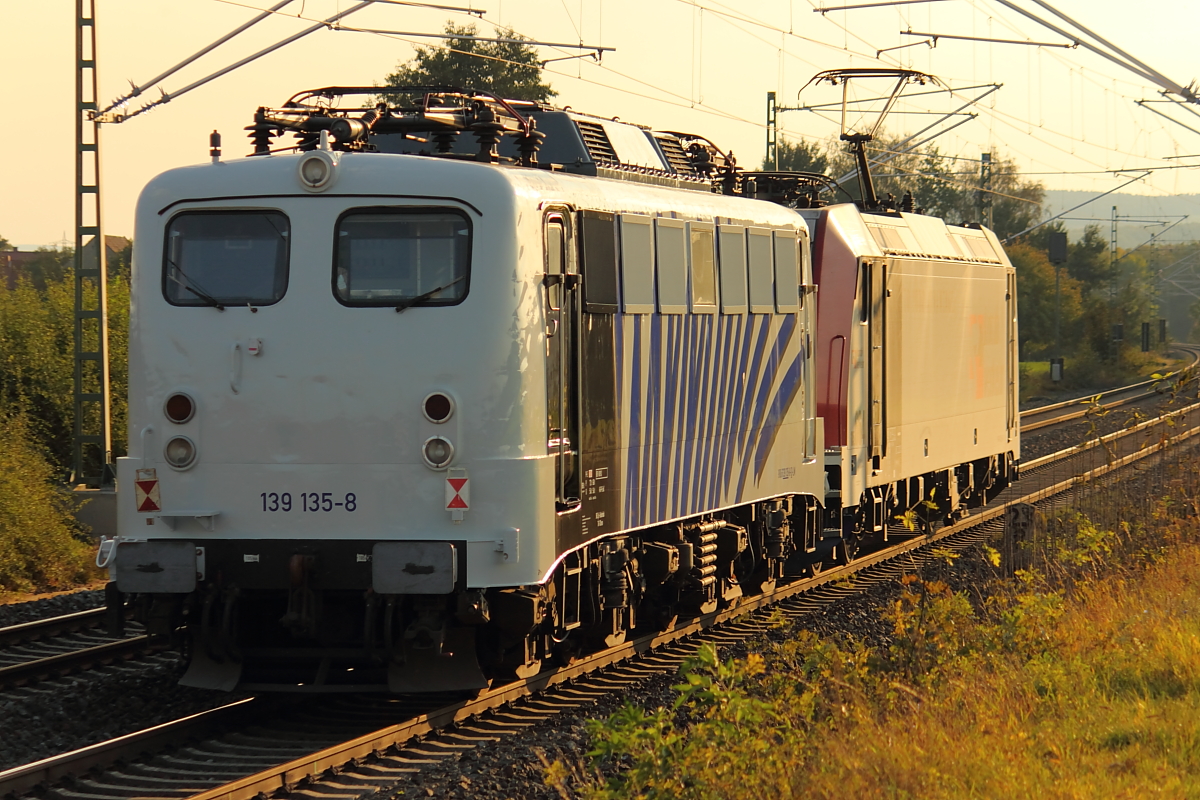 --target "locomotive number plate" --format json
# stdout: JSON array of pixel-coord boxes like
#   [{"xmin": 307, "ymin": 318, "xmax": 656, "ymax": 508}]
[{"xmin": 259, "ymin": 492, "xmax": 357, "ymax": 512}]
